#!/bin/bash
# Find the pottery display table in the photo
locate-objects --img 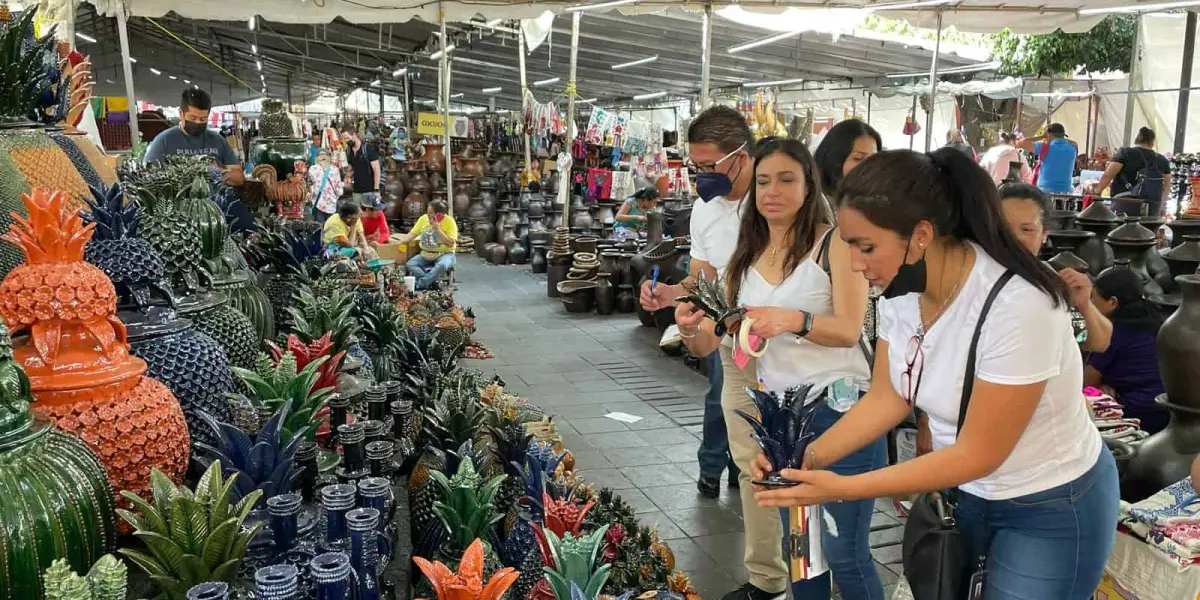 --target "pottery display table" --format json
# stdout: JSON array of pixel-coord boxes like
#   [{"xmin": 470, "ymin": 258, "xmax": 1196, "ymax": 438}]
[{"xmin": 1097, "ymin": 531, "xmax": 1200, "ymax": 599}]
